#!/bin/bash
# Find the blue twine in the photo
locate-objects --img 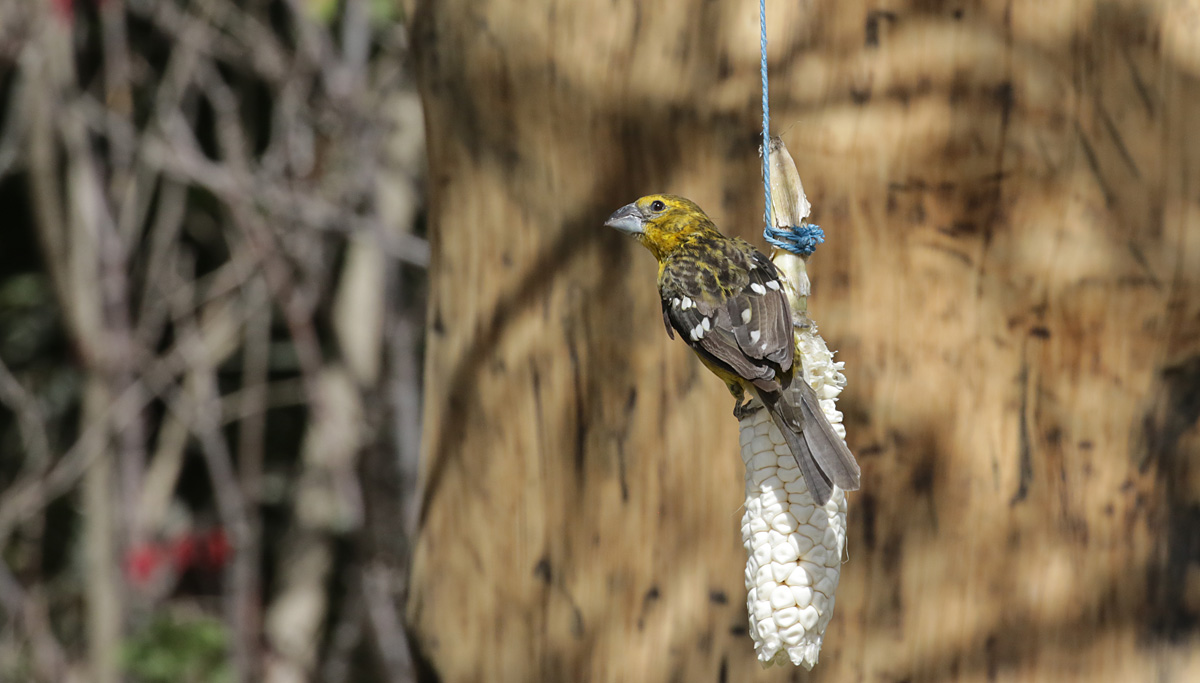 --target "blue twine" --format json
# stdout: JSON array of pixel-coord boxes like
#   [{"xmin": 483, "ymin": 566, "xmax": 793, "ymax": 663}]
[
  {"xmin": 759, "ymin": 0, "xmax": 825, "ymax": 257},
  {"xmin": 764, "ymin": 222, "xmax": 825, "ymax": 255},
  {"xmin": 759, "ymin": 0, "xmax": 773, "ymax": 230}
]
